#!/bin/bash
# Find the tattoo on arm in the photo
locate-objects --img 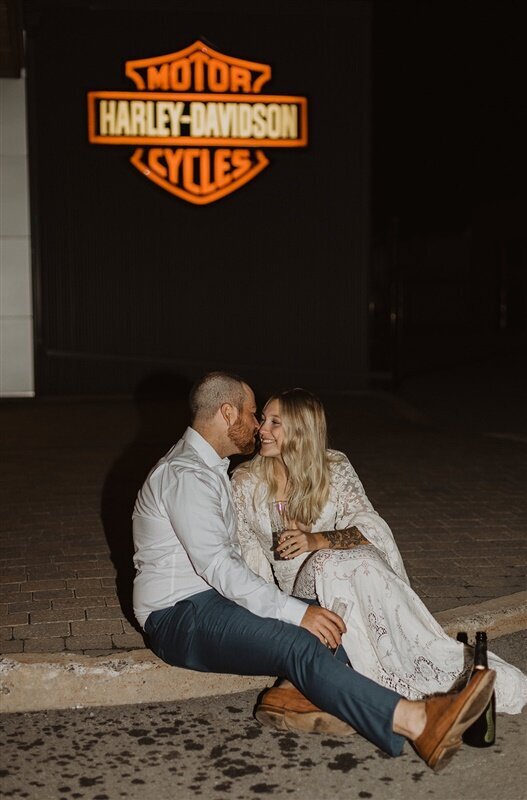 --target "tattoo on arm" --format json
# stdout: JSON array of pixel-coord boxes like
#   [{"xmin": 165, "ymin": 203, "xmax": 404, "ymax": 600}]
[{"xmin": 321, "ymin": 526, "xmax": 369, "ymax": 550}]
